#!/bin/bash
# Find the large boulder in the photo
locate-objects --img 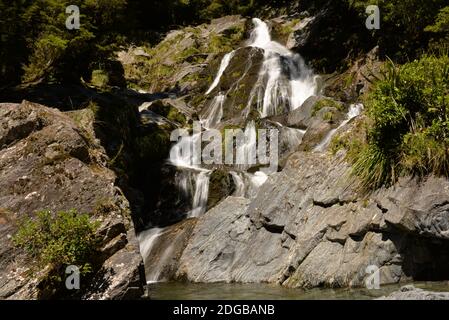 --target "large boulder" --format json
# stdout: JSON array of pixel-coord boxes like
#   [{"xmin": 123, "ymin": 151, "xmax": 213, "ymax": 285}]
[
  {"xmin": 0, "ymin": 101, "xmax": 145, "ymax": 300},
  {"xmin": 174, "ymin": 148, "xmax": 449, "ymax": 289}
]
